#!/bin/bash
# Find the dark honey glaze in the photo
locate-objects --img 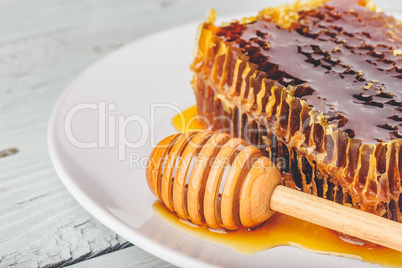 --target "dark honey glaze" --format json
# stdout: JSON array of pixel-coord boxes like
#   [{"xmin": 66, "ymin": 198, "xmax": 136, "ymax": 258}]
[{"xmin": 213, "ymin": 0, "xmax": 402, "ymax": 143}]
